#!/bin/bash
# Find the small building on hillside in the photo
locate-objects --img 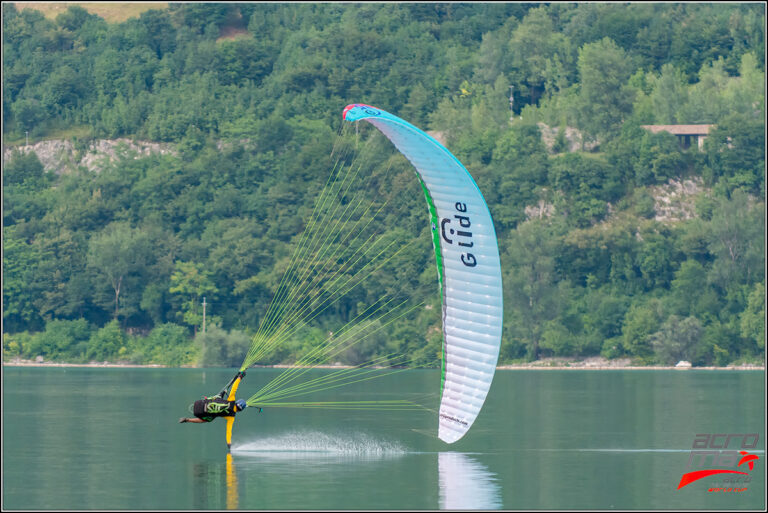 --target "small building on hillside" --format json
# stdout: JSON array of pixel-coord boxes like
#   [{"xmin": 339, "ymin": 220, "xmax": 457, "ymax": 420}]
[{"xmin": 641, "ymin": 124, "xmax": 715, "ymax": 150}]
